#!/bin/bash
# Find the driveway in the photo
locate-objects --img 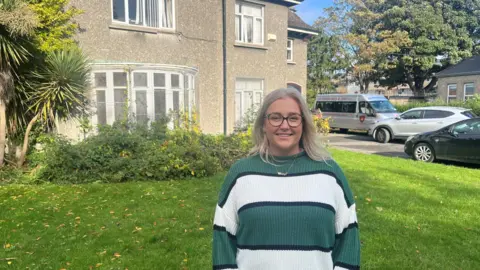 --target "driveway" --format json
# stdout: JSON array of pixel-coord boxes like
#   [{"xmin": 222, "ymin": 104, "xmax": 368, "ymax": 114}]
[{"xmin": 322, "ymin": 131, "xmax": 409, "ymax": 158}]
